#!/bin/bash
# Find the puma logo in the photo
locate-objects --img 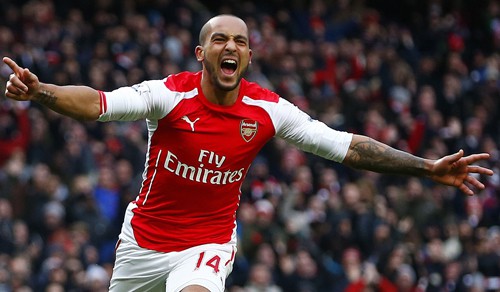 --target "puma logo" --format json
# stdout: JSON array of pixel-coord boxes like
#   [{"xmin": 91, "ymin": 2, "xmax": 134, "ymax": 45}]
[{"xmin": 181, "ymin": 116, "xmax": 200, "ymax": 132}]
